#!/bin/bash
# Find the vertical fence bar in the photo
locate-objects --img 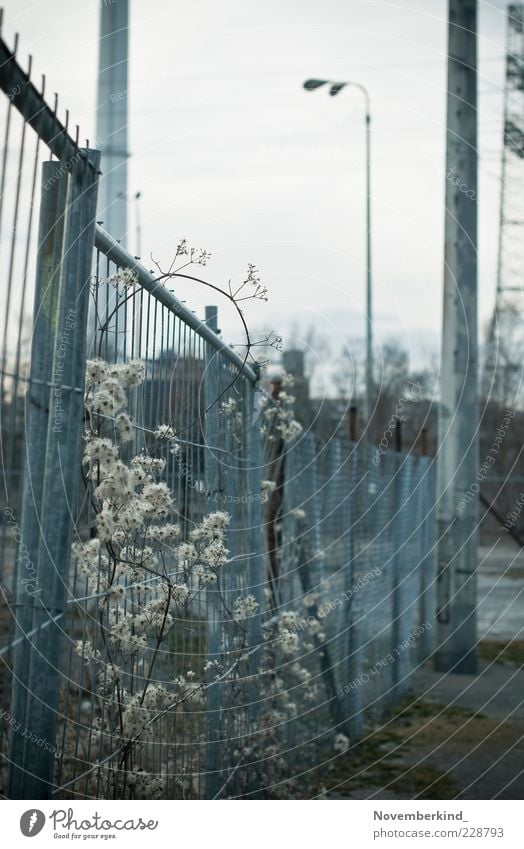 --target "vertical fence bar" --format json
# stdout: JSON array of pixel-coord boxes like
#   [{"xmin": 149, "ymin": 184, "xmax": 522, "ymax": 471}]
[
  {"xmin": 7, "ymin": 162, "xmax": 68, "ymax": 799},
  {"xmin": 243, "ymin": 373, "xmax": 264, "ymax": 796},
  {"xmin": 346, "ymin": 449, "xmax": 364, "ymax": 739},
  {"xmin": 295, "ymin": 435, "xmax": 349, "ymax": 737},
  {"xmin": 204, "ymin": 305, "xmax": 222, "ymax": 799},
  {"xmin": 418, "ymin": 459, "xmax": 437, "ymax": 661},
  {"xmin": 390, "ymin": 453, "xmax": 403, "ymax": 702},
  {"xmin": 9, "ymin": 149, "xmax": 100, "ymax": 799},
  {"xmin": 342, "ymin": 450, "xmax": 363, "ymax": 739},
  {"xmin": 346, "ymin": 447, "xmax": 365, "ymax": 736},
  {"xmin": 245, "ymin": 375, "xmax": 263, "ymax": 704},
  {"xmin": 391, "ymin": 453, "xmax": 414, "ymax": 701}
]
